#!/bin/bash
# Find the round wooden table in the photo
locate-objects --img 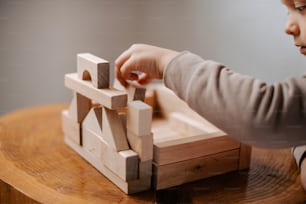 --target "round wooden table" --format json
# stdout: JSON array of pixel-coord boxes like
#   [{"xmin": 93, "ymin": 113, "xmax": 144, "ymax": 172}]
[{"xmin": 0, "ymin": 104, "xmax": 305, "ymax": 203}]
